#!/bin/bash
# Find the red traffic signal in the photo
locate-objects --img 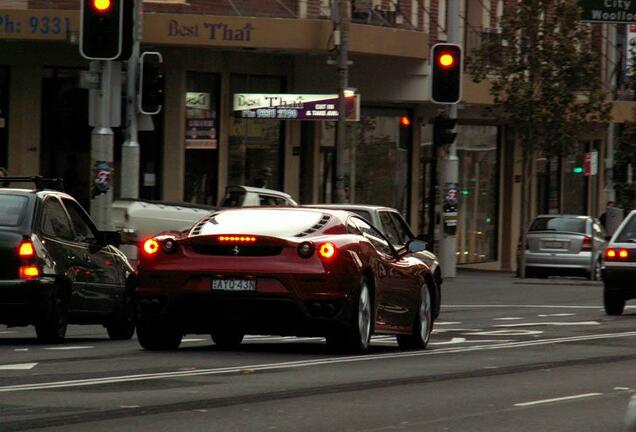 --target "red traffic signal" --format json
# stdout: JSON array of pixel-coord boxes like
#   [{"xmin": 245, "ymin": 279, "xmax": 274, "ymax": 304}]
[
  {"xmin": 80, "ymin": 0, "xmax": 123, "ymax": 60},
  {"xmin": 431, "ymin": 43, "xmax": 463, "ymax": 104}
]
